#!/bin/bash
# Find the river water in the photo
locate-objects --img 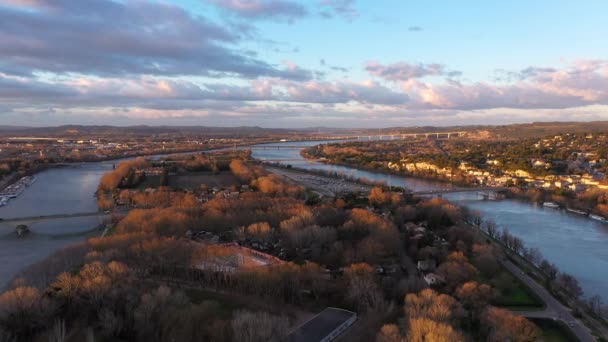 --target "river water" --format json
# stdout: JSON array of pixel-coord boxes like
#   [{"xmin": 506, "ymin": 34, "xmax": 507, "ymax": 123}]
[
  {"xmin": 0, "ymin": 140, "xmax": 606, "ymax": 301},
  {"xmin": 251, "ymin": 140, "xmax": 608, "ymax": 301}
]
